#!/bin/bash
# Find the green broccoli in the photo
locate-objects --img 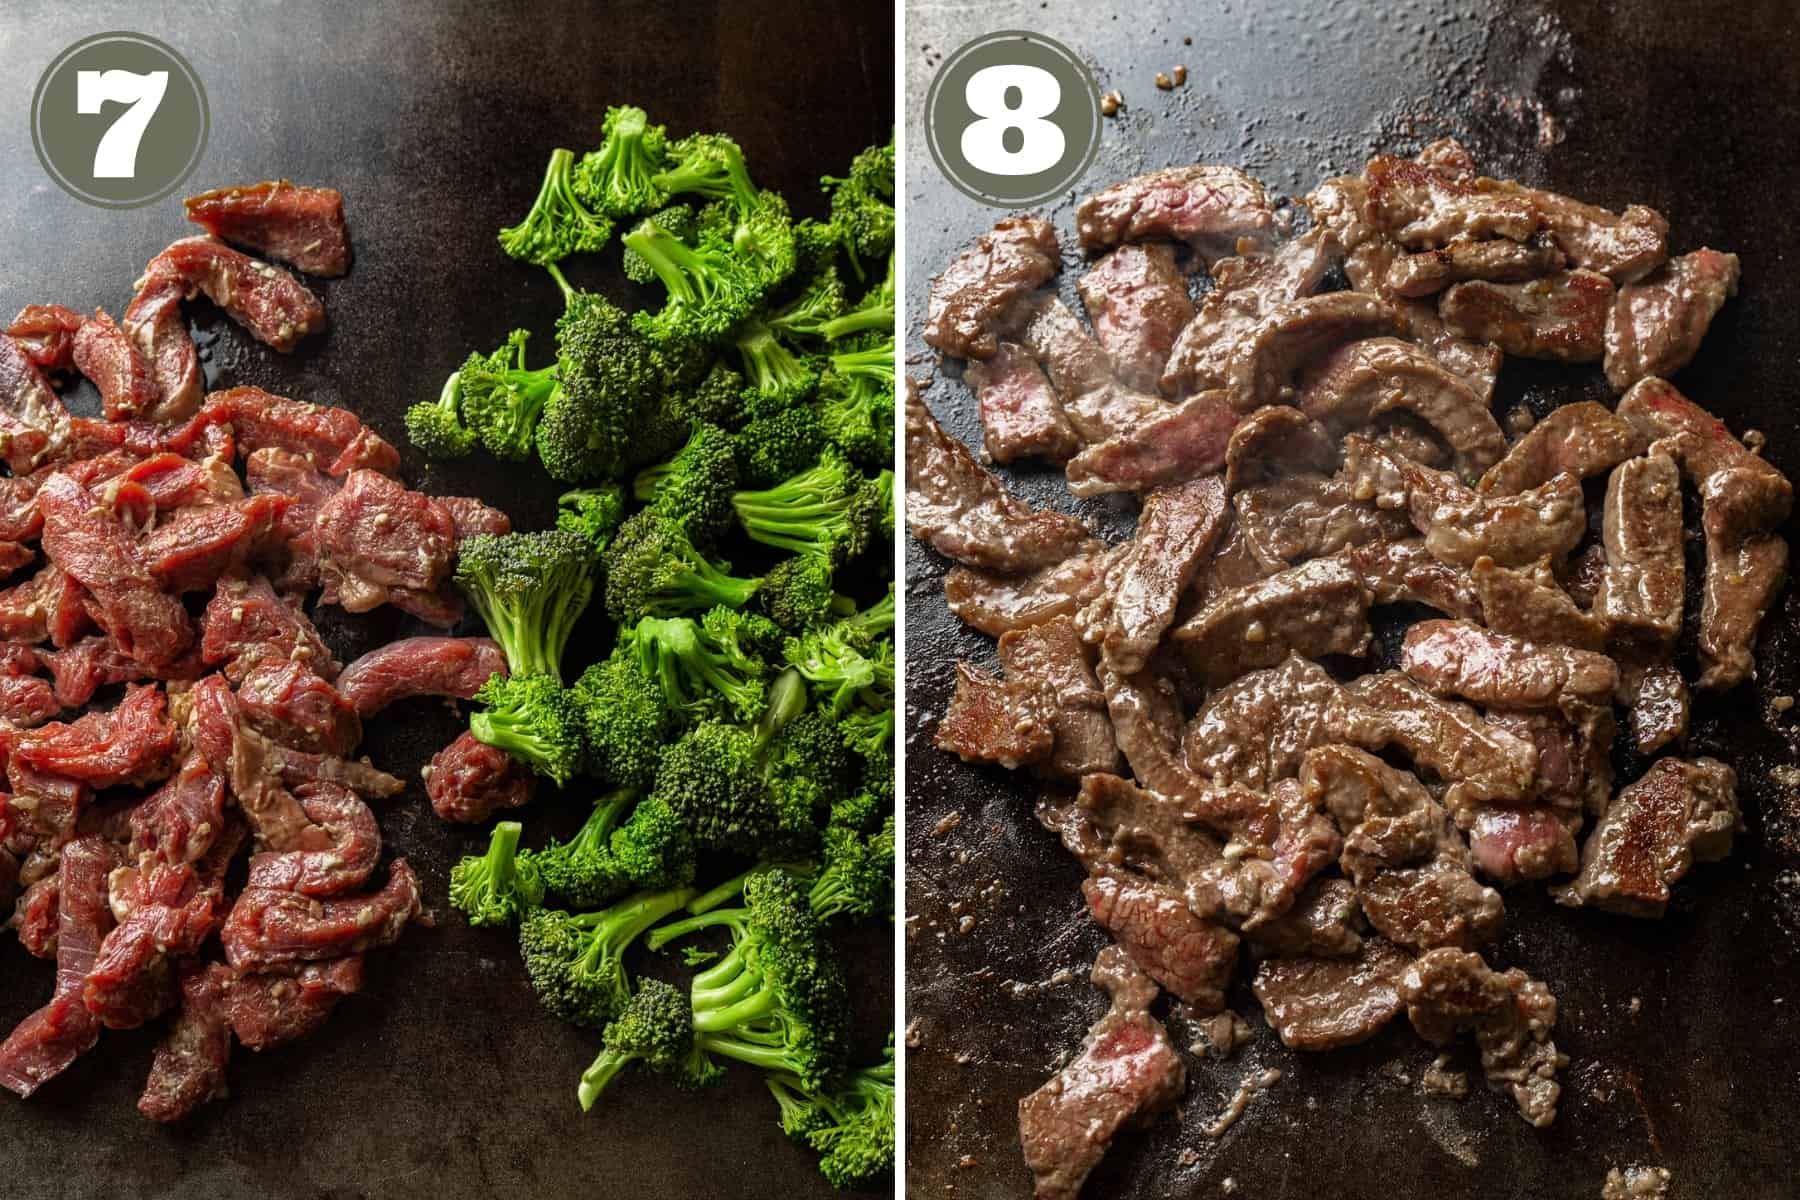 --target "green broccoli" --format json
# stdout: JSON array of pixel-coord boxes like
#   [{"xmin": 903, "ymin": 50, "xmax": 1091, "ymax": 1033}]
[
  {"xmin": 729, "ymin": 190, "xmax": 799, "ymax": 288},
  {"xmin": 453, "ymin": 530, "xmax": 596, "ymax": 679},
  {"xmin": 652, "ymin": 132, "xmax": 757, "ymax": 211},
  {"xmin": 448, "ymin": 821, "xmax": 544, "ymax": 927},
  {"xmin": 404, "ymin": 369, "xmax": 478, "ymax": 459},
  {"xmin": 758, "ymin": 554, "xmax": 854, "ymax": 632},
  {"xmin": 842, "ymin": 586, "xmax": 895, "ymax": 640},
  {"xmin": 837, "ymin": 704, "xmax": 895, "ymax": 759},
  {"xmin": 624, "ymin": 613, "xmax": 769, "ymax": 724},
  {"xmin": 535, "ymin": 282, "xmax": 663, "ymax": 482},
  {"xmin": 455, "ymin": 329, "xmax": 561, "ymax": 462},
  {"xmin": 816, "ymin": 367, "xmax": 892, "ymax": 472},
  {"xmin": 622, "ymin": 204, "xmax": 697, "ymax": 284},
  {"xmin": 793, "ymin": 216, "xmax": 847, "ymax": 278},
  {"xmin": 768, "ymin": 1043, "xmax": 896, "ymax": 1188},
  {"xmin": 820, "ymin": 253, "xmax": 895, "ymax": 341},
  {"xmin": 577, "ymin": 978, "xmax": 722, "ymax": 1110},
  {"xmin": 631, "ymin": 422, "xmax": 739, "ymax": 547},
  {"xmin": 783, "ymin": 621, "xmax": 883, "ymax": 716},
  {"xmin": 731, "ymin": 448, "xmax": 882, "ymax": 563},
  {"xmin": 735, "ymin": 404, "xmax": 828, "ymax": 489},
  {"xmin": 469, "ymin": 672, "xmax": 586, "ymax": 788},
  {"xmin": 603, "ymin": 509, "xmax": 761, "ymax": 625},
  {"xmin": 534, "ymin": 788, "xmax": 637, "ymax": 909},
  {"xmin": 826, "ymin": 336, "xmax": 895, "ymax": 393},
  {"xmin": 555, "ymin": 484, "xmax": 627, "ymax": 553},
  {"xmin": 499, "ymin": 147, "xmax": 613, "ymax": 265},
  {"xmin": 517, "ymin": 885, "xmax": 695, "ymax": 1029},
  {"xmin": 768, "ymin": 267, "xmax": 848, "ymax": 343},
  {"xmin": 606, "ymin": 794, "xmax": 697, "ymax": 891},
  {"xmin": 573, "ymin": 105, "xmax": 669, "ymax": 219},
  {"xmin": 623, "ymin": 219, "xmax": 763, "ymax": 346},
  {"xmin": 572, "ymin": 651, "xmax": 677, "ymax": 791},
  {"xmin": 821, "ymin": 136, "xmax": 895, "ymax": 279},
  {"xmin": 667, "ymin": 361, "xmax": 747, "ymax": 431},
  {"xmin": 734, "ymin": 316, "xmax": 820, "ymax": 413},
  {"xmin": 808, "ymin": 816, "xmax": 894, "ymax": 925}
]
